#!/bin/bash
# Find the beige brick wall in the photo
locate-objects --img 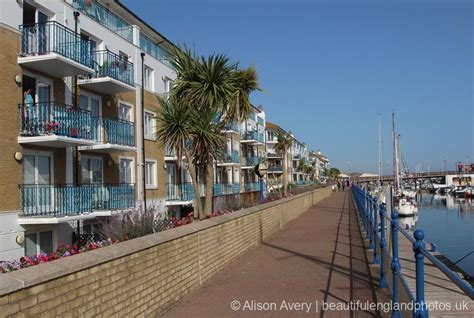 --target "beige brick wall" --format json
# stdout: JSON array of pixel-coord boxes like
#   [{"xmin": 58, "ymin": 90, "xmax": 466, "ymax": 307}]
[{"xmin": 0, "ymin": 187, "xmax": 331, "ymax": 316}]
